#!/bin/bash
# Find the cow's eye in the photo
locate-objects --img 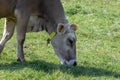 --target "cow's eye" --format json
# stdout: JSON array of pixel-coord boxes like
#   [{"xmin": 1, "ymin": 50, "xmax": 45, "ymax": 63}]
[{"xmin": 67, "ymin": 38, "xmax": 74, "ymax": 47}]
